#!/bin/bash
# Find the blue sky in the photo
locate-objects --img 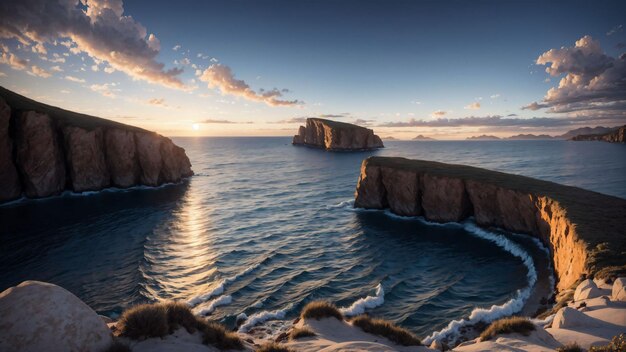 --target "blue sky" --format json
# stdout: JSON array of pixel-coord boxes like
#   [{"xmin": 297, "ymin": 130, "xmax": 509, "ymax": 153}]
[{"xmin": 0, "ymin": 0, "xmax": 625, "ymax": 138}]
